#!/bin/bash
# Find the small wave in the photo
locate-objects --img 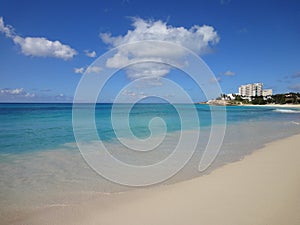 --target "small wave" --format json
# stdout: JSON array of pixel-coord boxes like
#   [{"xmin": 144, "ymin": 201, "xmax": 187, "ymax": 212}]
[
  {"xmin": 291, "ymin": 121, "xmax": 300, "ymax": 125},
  {"xmin": 273, "ymin": 109, "xmax": 300, "ymax": 113}
]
